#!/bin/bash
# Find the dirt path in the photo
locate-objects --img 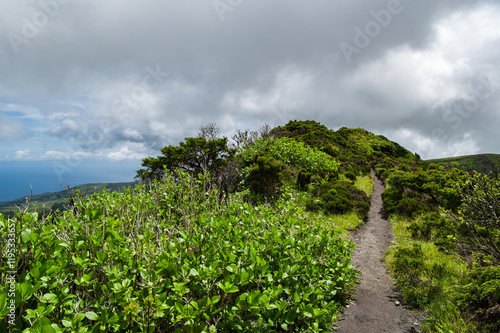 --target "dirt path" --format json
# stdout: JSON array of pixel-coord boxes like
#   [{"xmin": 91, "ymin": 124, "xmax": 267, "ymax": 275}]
[{"xmin": 335, "ymin": 171, "xmax": 421, "ymax": 333}]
